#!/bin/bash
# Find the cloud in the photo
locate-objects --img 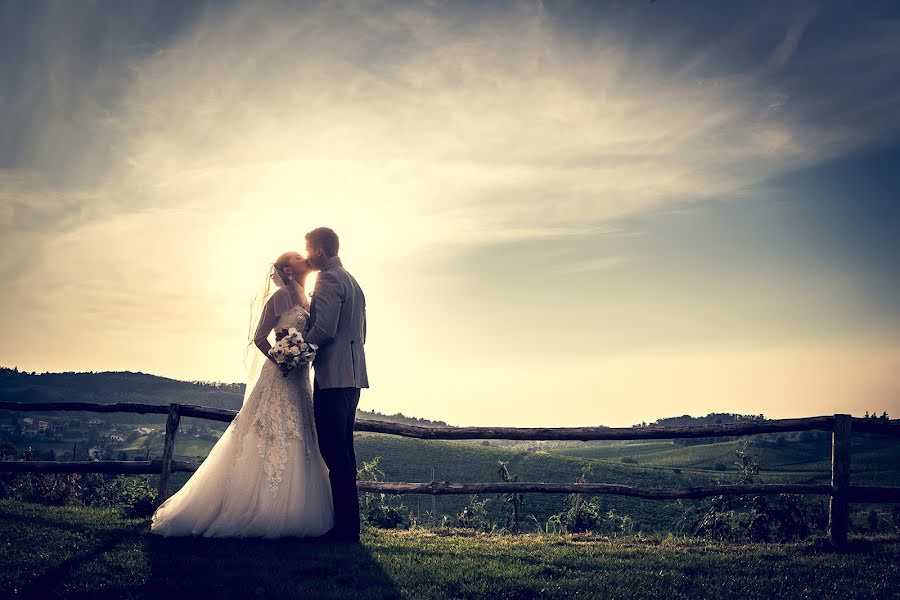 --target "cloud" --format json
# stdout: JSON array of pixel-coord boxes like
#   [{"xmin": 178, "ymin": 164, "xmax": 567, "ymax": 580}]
[
  {"xmin": 54, "ymin": 0, "xmax": 844, "ymax": 263},
  {"xmin": 6, "ymin": 1, "xmax": 893, "ymax": 255},
  {"xmin": 766, "ymin": 9, "xmax": 815, "ymax": 70}
]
